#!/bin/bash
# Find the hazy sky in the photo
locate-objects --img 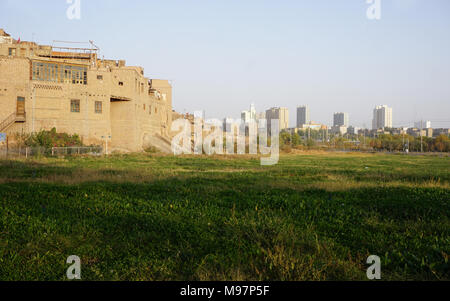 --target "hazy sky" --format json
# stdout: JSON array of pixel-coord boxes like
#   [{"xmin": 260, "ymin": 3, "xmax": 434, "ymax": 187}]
[{"xmin": 1, "ymin": 0, "xmax": 449, "ymax": 128}]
